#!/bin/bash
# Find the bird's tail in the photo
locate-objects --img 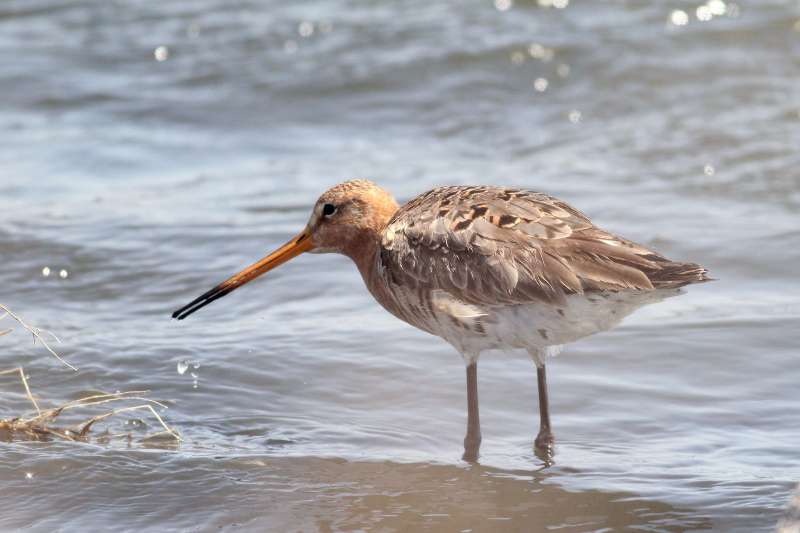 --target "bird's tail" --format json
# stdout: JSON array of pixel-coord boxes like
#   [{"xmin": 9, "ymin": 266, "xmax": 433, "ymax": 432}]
[{"xmin": 649, "ymin": 260, "xmax": 712, "ymax": 289}]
